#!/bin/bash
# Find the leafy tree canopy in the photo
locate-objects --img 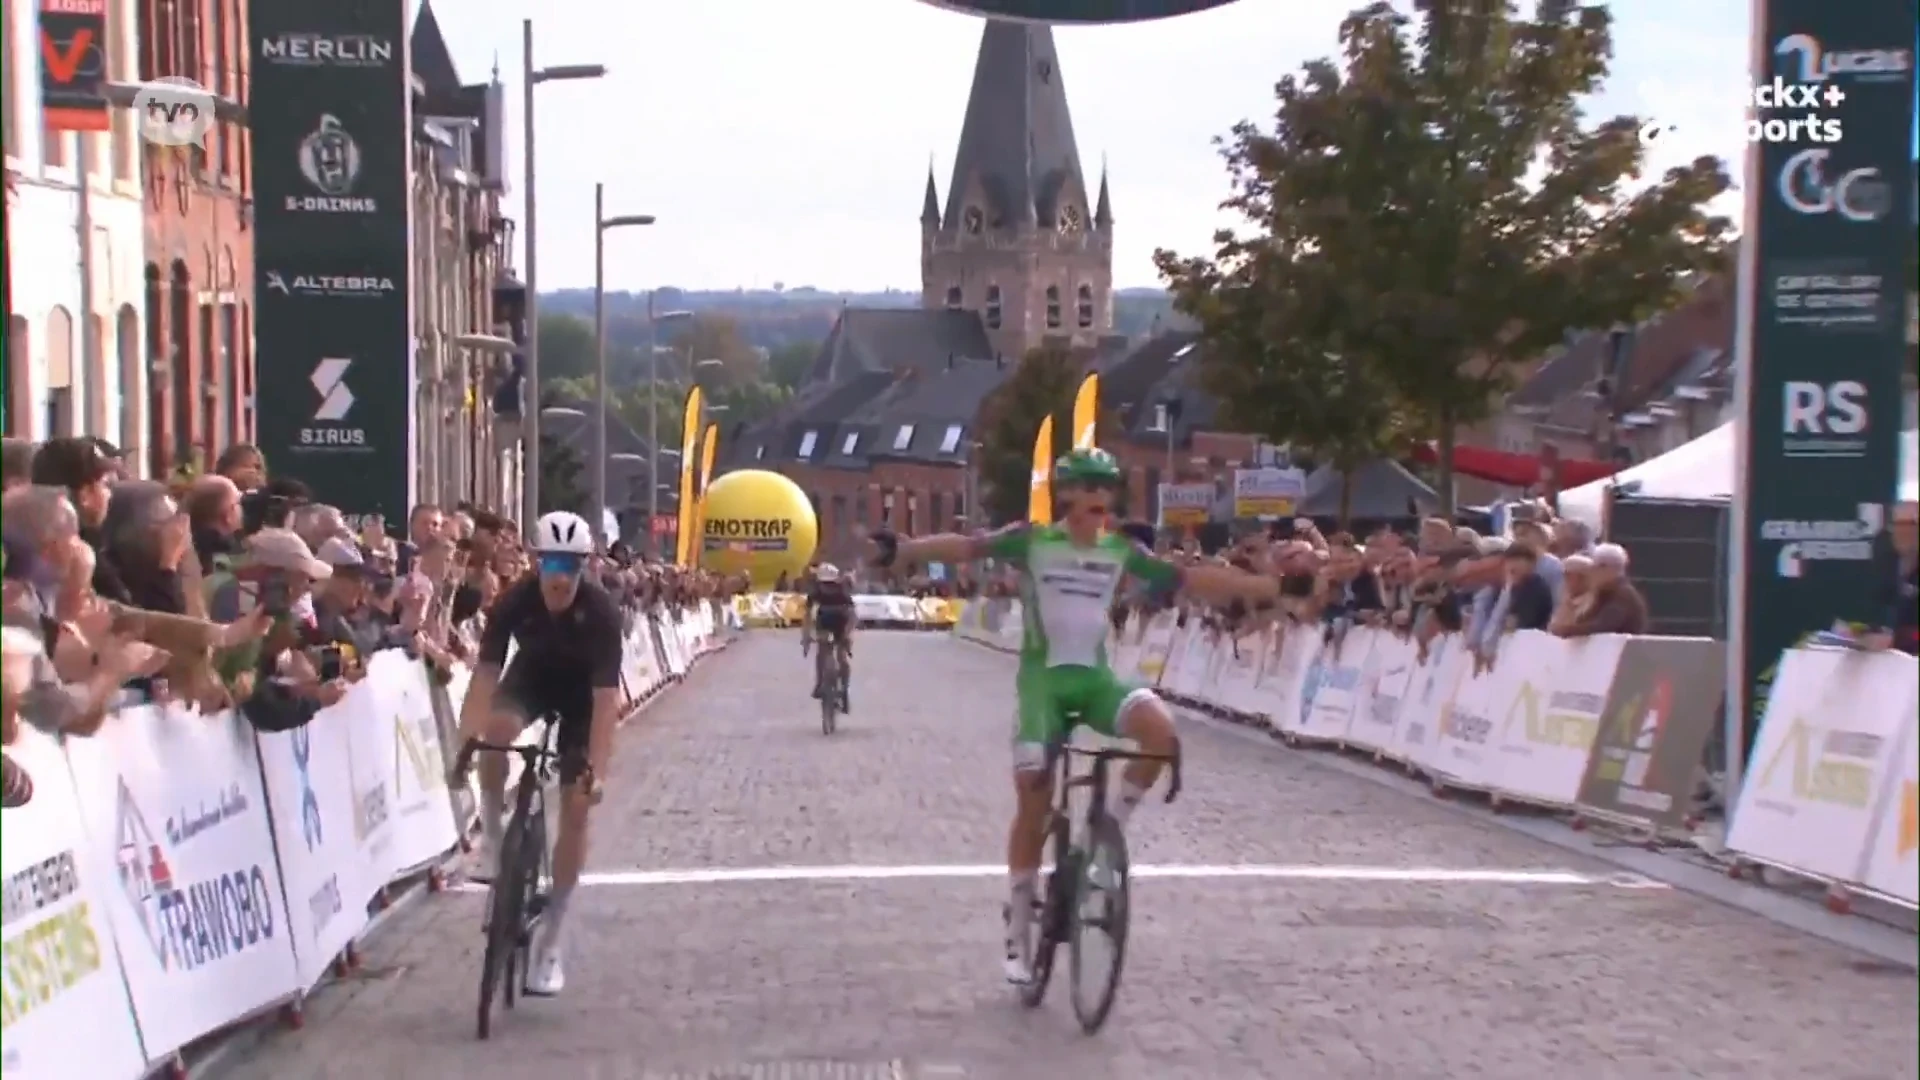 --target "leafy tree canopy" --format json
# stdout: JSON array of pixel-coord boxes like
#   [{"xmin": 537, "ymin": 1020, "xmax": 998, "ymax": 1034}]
[
  {"xmin": 976, "ymin": 345, "xmax": 1120, "ymax": 526},
  {"xmin": 1156, "ymin": 0, "xmax": 1733, "ymax": 510}
]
